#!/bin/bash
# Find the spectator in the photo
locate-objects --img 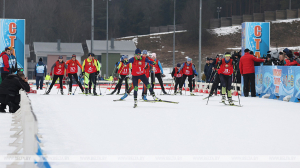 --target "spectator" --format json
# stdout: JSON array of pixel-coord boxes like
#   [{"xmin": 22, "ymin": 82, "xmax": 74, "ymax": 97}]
[
  {"xmin": 295, "ymin": 52, "xmax": 300, "ymax": 66},
  {"xmin": 0, "ymin": 71, "xmax": 30, "ymax": 113},
  {"xmin": 283, "ymin": 48, "xmax": 298, "ymax": 66},
  {"xmin": 239, "ymin": 48, "xmax": 265, "ymax": 97},
  {"xmin": 35, "ymin": 58, "xmax": 47, "ymax": 90},
  {"xmin": 0, "ymin": 47, "xmax": 11, "ymax": 81},
  {"xmin": 232, "ymin": 52, "xmax": 241, "ymax": 83},
  {"xmin": 263, "ymin": 54, "xmax": 272, "ymax": 66},
  {"xmin": 204, "ymin": 58, "xmax": 212, "ymax": 83}
]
